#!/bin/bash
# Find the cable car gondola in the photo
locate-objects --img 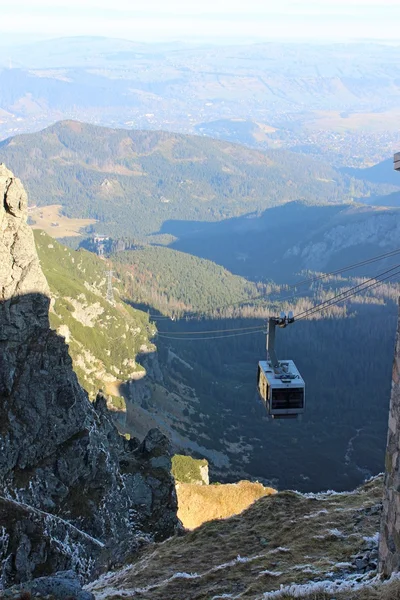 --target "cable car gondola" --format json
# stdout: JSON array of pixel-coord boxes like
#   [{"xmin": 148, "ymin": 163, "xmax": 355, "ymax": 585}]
[{"xmin": 257, "ymin": 312, "xmax": 305, "ymax": 419}]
